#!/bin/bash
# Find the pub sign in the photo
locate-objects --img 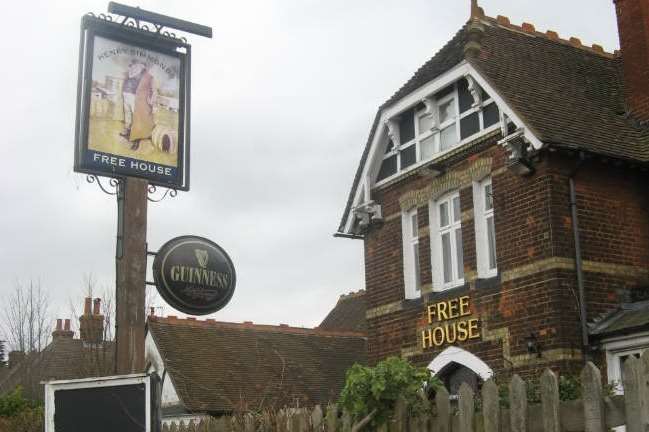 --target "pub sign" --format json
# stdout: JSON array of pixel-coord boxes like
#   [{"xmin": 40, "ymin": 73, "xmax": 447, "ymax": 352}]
[
  {"xmin": 152, "ymin": 236, "xmax": 236, "ymax": 315},
  {"xmin": 74, "ymin": 15, "xmax": 191, "ymax": 190}
]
